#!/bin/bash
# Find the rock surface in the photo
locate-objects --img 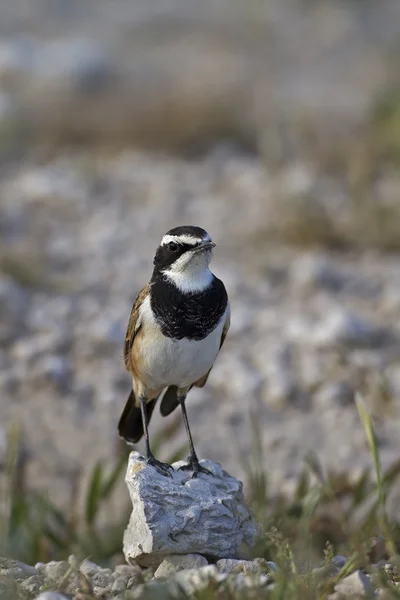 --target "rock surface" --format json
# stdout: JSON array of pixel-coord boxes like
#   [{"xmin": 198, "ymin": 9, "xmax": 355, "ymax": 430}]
[
  {"xmin": 123, "ymin": 452, "xmax": 257, "ymax": 567},
  {"xmin": 154, "ymin": 554, "xmax": 208, "ymax": 579},
  {"xmin": 333, "ymin": 570, "xmax": 375, "ymax": 598}
]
